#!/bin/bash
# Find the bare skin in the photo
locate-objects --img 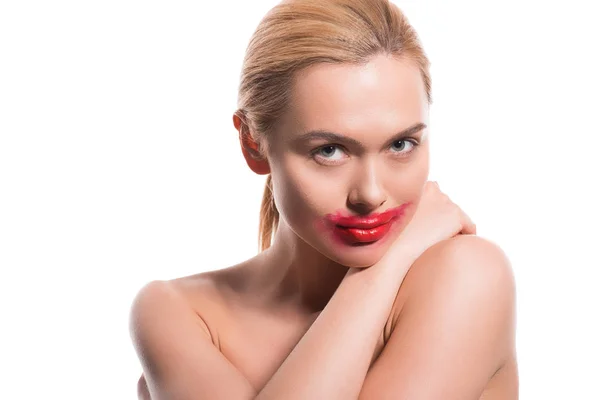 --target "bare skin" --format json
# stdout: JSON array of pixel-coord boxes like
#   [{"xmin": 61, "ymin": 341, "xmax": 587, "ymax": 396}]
[
  {"xmin": 133, "ymin": 54, "xmax": 518, "ymax": 398},
  {"xmin": 137, "ymin": 239, "xmax": 517, "ymax": 399}
]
